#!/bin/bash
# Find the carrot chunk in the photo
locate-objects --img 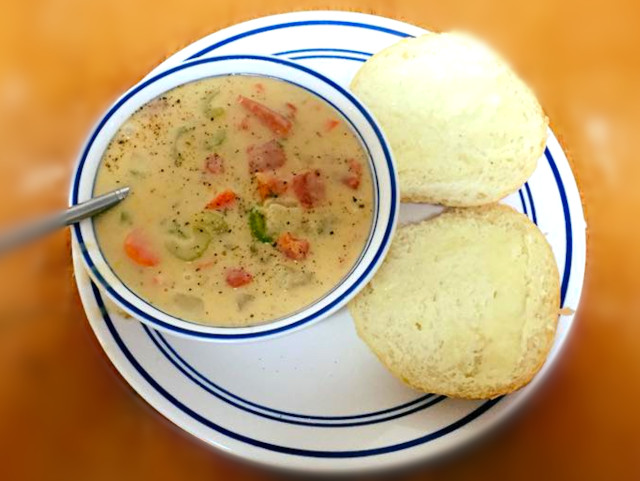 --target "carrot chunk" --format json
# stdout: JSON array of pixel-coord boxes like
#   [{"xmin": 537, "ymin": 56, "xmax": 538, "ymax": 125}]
[
  {"xmin": 255, "ymin": 172, "xmax": 288, "ymax": 199},
  {"xmin": 238, "ymin": 95, "xmax": 292, "ymax": 137},
  {"xmin": 206, "ymin": 189, "xmax": 236, "ymax": 210},
  {"xmin": 276, "ymin": 232, "xmax": 310, "ymax": 260},
  {"xmin": 124, "ymin": 229, "xmax": 159, "ymax": 267}
]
